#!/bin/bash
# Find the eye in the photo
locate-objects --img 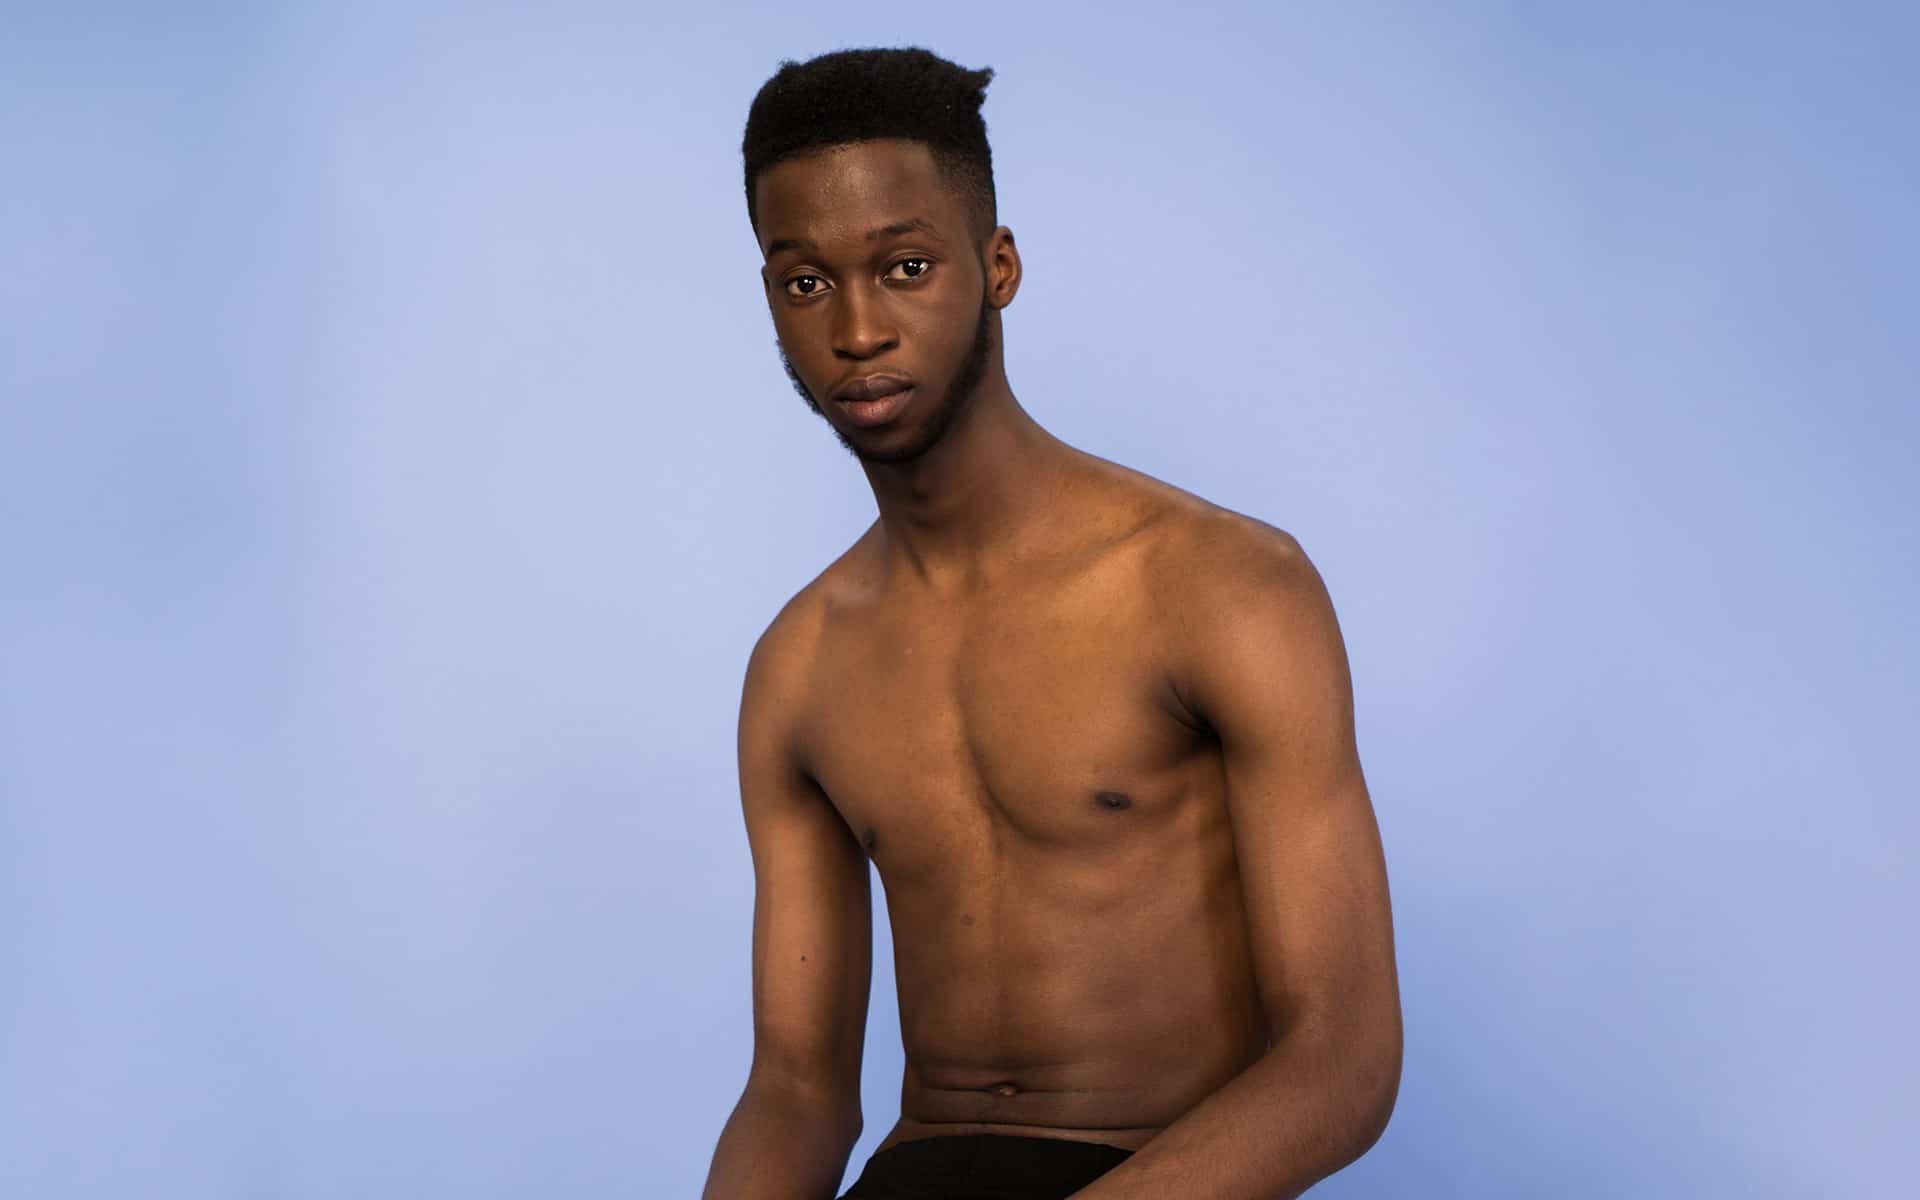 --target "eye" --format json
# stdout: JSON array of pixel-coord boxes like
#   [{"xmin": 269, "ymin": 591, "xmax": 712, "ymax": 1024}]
[
  {"xmin": 888, "ymin": 257, "xmax": 932, "ymax": 282},
  {"xmin": 783, "ymin": 273, "xmax": 829, "ymax": 299}
]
